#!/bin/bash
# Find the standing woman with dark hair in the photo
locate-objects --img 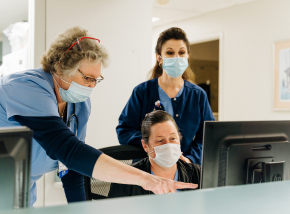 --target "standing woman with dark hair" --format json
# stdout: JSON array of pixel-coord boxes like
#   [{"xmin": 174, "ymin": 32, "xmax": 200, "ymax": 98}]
[{"xmin": 117, "ymin": 27, "xmax": 215, "ymax": 165}]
